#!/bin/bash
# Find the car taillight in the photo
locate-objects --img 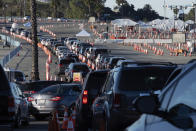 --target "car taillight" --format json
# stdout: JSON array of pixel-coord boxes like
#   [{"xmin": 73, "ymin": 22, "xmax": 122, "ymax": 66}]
[
  {"xmin": 113, "ymin": 94, "xmax": 121, "ymax": 108},
  {"xmin": 8, "ymin": 96, "xmax": 15, "ymax": 116},
  {"xmin": 82, "ymin": 90, "xmax": 88, "ymax": 104},
  {"xmin": 82, "ymin": 96, "xmax": 88, "ymax": 104},
  {"xmin": 28, "ymin": 97, "xmax": 34, "ymax": 102},
  {"xmin": 59, "ymin": 64, "xmax": 62, "ymax": 67},
  {"xmin": 30, "ymin": 91, "xmax": 36, "ymax": 94},
  {"xmin": 83, "ymin": 90, "xmax": 88, "ymax": 95},
  {"xmin": 50, "ymin": 96, "xmax": 61, "ymax": 101}
]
